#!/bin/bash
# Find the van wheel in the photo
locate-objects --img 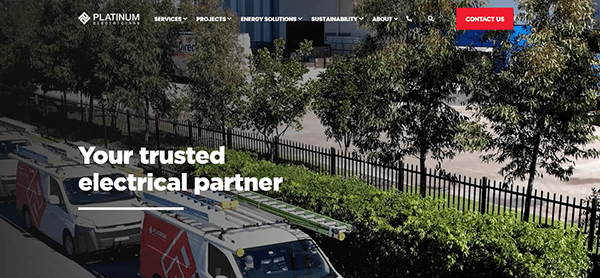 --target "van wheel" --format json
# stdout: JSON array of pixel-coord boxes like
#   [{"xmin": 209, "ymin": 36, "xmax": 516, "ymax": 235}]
[
  {"xmin": 63, "ymin": 232, "xmax": 75, "ymax": 257},
  {"xmin": 23, "ymin": 207, "xmax": 33, "ymax": 230}
]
